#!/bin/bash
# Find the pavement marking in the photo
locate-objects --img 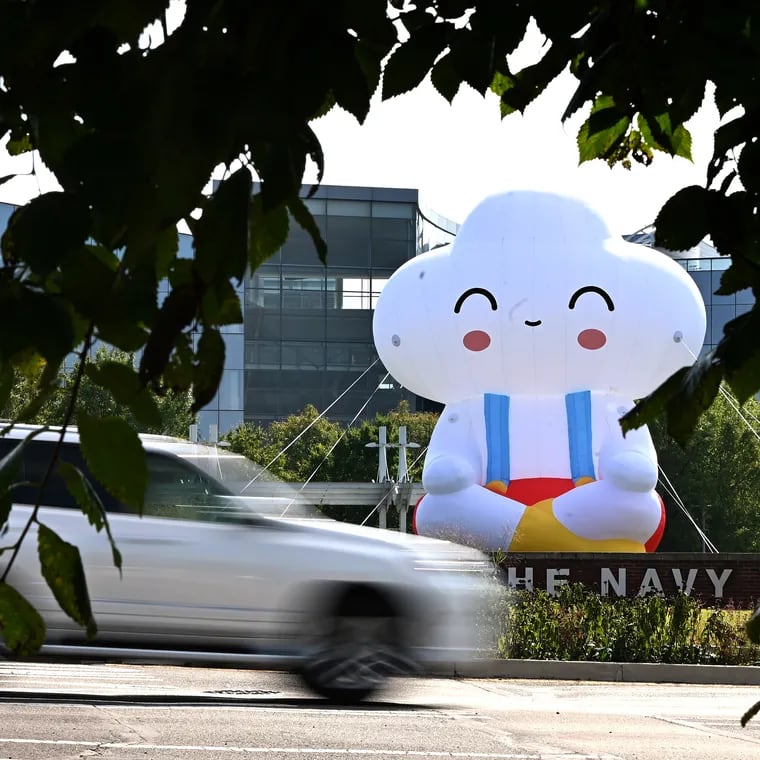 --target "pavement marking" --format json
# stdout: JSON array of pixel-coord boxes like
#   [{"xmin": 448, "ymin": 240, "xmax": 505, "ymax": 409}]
[
  {"xmin": 652, "ymin": 715, "xmax": 760, "ymax": 744},
  {"xmin": 0, "ymin": 739, "xmax": 623, "ymax": 758}
]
